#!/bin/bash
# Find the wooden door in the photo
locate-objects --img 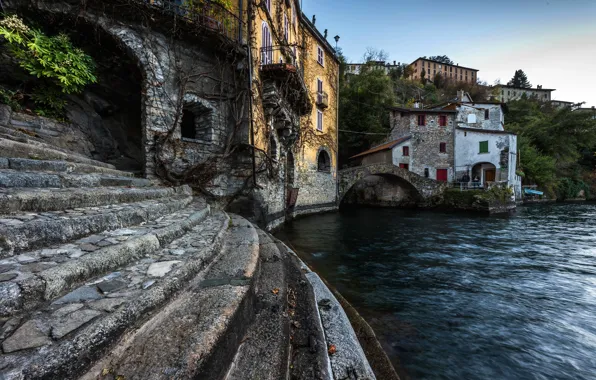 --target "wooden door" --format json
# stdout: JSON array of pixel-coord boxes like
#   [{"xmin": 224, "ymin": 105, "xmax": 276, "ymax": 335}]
[
  {"xmin": 485, "ymin": 169, "xmax": 496, "ymax": 184},
  {"xmin": 436, "ymin": 169, "xmax": 448, "ymax": 182}
]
